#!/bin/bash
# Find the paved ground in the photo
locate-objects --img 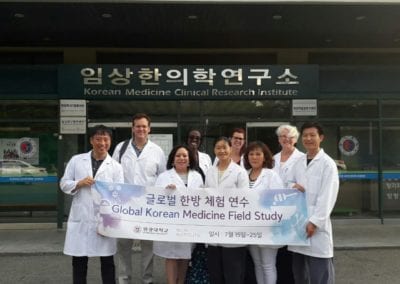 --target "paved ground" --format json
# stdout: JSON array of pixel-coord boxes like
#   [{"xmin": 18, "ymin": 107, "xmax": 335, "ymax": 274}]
[
  {"xmin": 1, "ymin": 219, "xmax": 400, "ymax": 283},
  {"xmin": 1, "ymin": 249, "xmax": 399, "ymax": 284}
]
